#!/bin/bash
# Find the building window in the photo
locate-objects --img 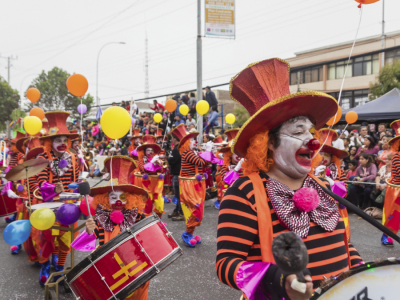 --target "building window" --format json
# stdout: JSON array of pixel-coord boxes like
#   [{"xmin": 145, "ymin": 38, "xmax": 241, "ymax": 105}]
[
  {"xmin": 328, "ymin": 89, "xmax": 369, "ymax": 109},
  {"xmin": 328, "ymin": 54, "xmax": 379, "ymax": 79},
  {"xmin": 328, "ymin": 60, "xmax": 353, "ymax": 80},
  {"xmin": 289, "ymin": 66, "xmax": 323, "ymax": 85},
  {"xmin": 385, "ymin": 49, "xmax": 400, "ymax": 65}
]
